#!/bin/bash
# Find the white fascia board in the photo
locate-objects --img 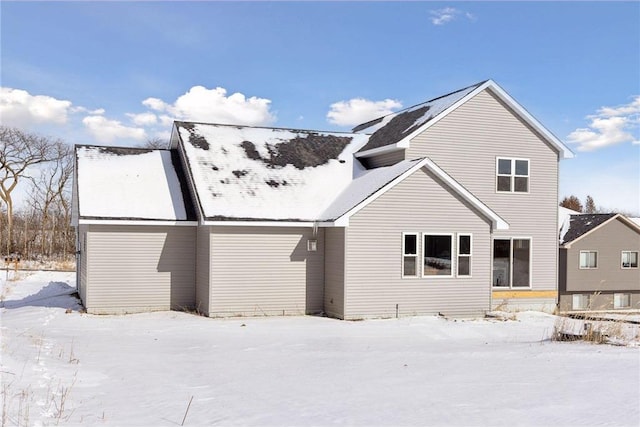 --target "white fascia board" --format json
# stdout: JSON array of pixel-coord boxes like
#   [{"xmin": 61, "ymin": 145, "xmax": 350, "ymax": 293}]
[
  {"xmin": 331, "ymin": 157, "xmax": 509, "ymax": 231},
  {"xmin": 386, "ymin": 80, "xmax": 574, "ymax": 160},
  {"xmin": 355, "ymin": 143, "xmax": 403, "ymax": 159},
  {"xmin": 563, "ymin": 214, "xmax": 640, "ymax": 249},
  {"xmin": 79, "ymin": 219, "xmax": 198, "ymax": 226},
  {"xmin": 330, "ymin": 158, "xmax": 432, "ymax": 225},
  {"xmin": 481, "ymin": 81, "xmax": 574, "ymax": 159},
  {"xmin": 203, "ymin": 220, "xmax": 322, "ymax": 227},
  {"xmin": 422, "ymin": 158, "xmax": 509, "ymax": 231}
]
